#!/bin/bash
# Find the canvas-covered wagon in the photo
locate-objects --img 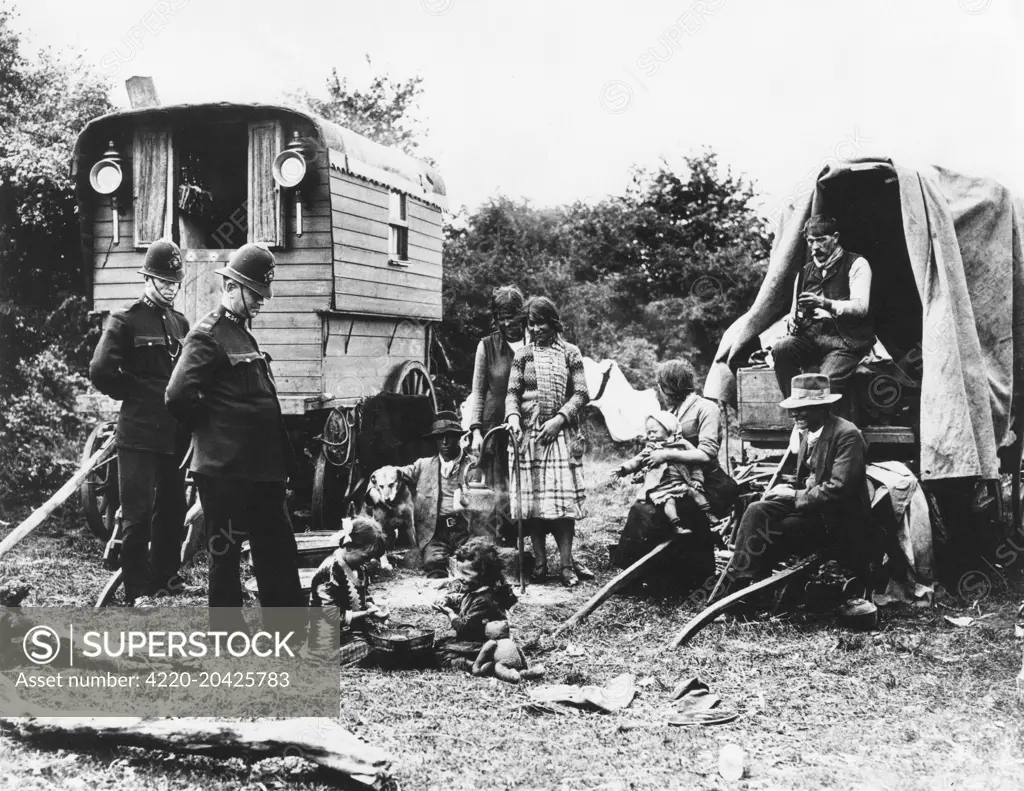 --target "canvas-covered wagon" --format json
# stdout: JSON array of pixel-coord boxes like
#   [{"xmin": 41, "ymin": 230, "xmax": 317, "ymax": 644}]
[
  {"xmin": 707, "ymin": 157, "xmax": 1024, "ymax": 569},
  {"xmin": 73, "ymin": 101, "xmax": 446, "ymax": 551}
]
